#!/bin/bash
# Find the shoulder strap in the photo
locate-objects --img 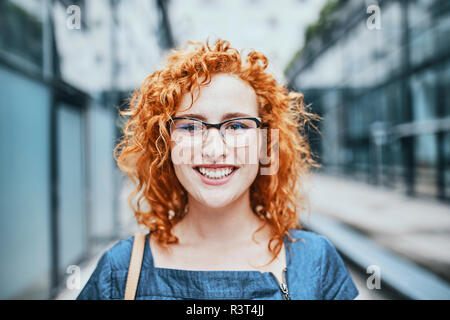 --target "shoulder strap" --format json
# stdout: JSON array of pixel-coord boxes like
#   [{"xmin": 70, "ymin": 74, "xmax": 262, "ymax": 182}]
[{"xmin": 124, "ymin": 233, "xmax": 147, "ymax": 300}]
